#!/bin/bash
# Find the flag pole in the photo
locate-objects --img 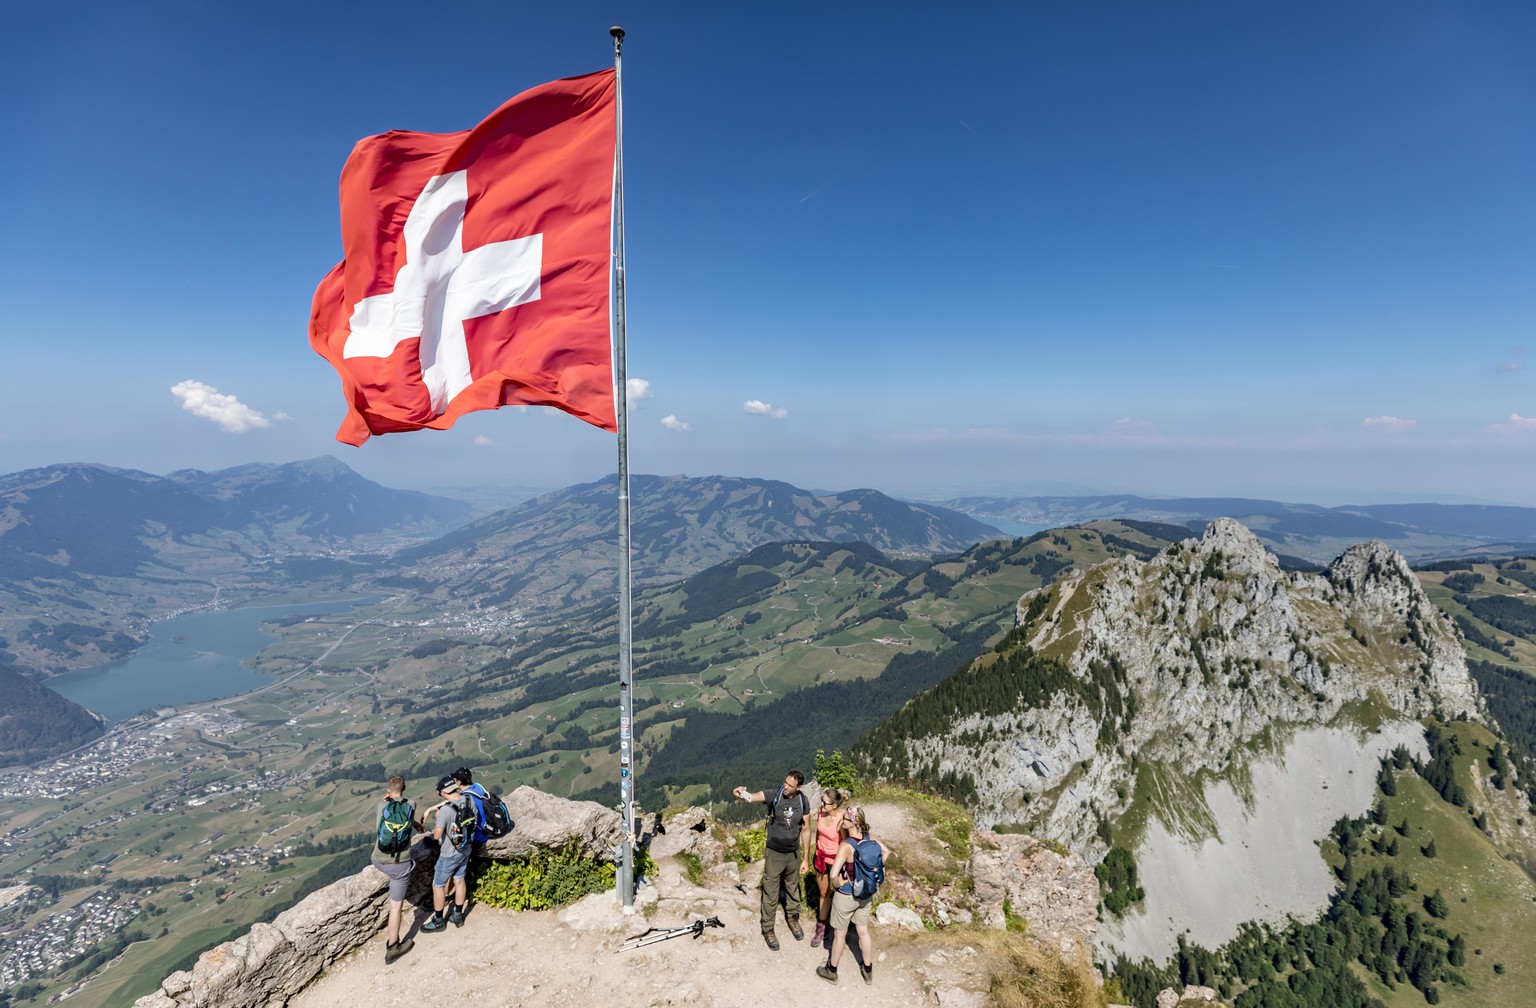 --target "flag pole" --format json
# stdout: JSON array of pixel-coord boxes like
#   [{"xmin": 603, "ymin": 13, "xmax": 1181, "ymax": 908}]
[{"xmin": 609, "ymin": 24, "xmax": 637, "ymax": 912}]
